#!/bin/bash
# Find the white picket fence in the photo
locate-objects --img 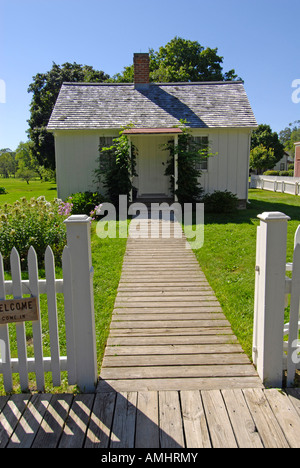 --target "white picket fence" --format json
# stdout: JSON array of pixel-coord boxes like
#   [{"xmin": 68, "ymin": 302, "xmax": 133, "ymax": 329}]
[
  {"xmin": 253, "ymin": 212, "xmax": 300, "ymax": 387},
  {"xmin": 251, "ymin": 175, "xmax": 300, "ymax": 195},
  {"xmin": 0, "ymin": 215, "xmax": 97, "ymax": 393}
]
